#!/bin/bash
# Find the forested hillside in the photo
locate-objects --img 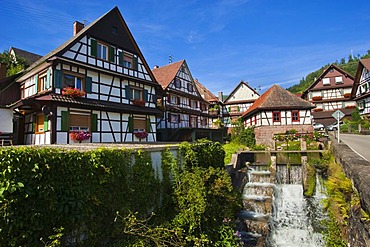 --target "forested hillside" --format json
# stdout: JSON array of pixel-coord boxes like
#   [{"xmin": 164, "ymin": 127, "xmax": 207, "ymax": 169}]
[{"xmin": 288, "ymin": 51, "xmax": 370, "ymax": 94}]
